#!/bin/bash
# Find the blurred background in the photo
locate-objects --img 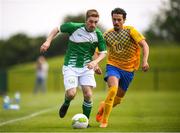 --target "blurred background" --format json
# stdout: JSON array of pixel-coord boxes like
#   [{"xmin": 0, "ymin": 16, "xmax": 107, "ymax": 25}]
[
  {"xmin": 0, "ymin": 0, "xmax": 179, "ymax": 94},
  {"xmin": 0, "ymin": 0, "xmax": 180, "ymax": 131}
]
